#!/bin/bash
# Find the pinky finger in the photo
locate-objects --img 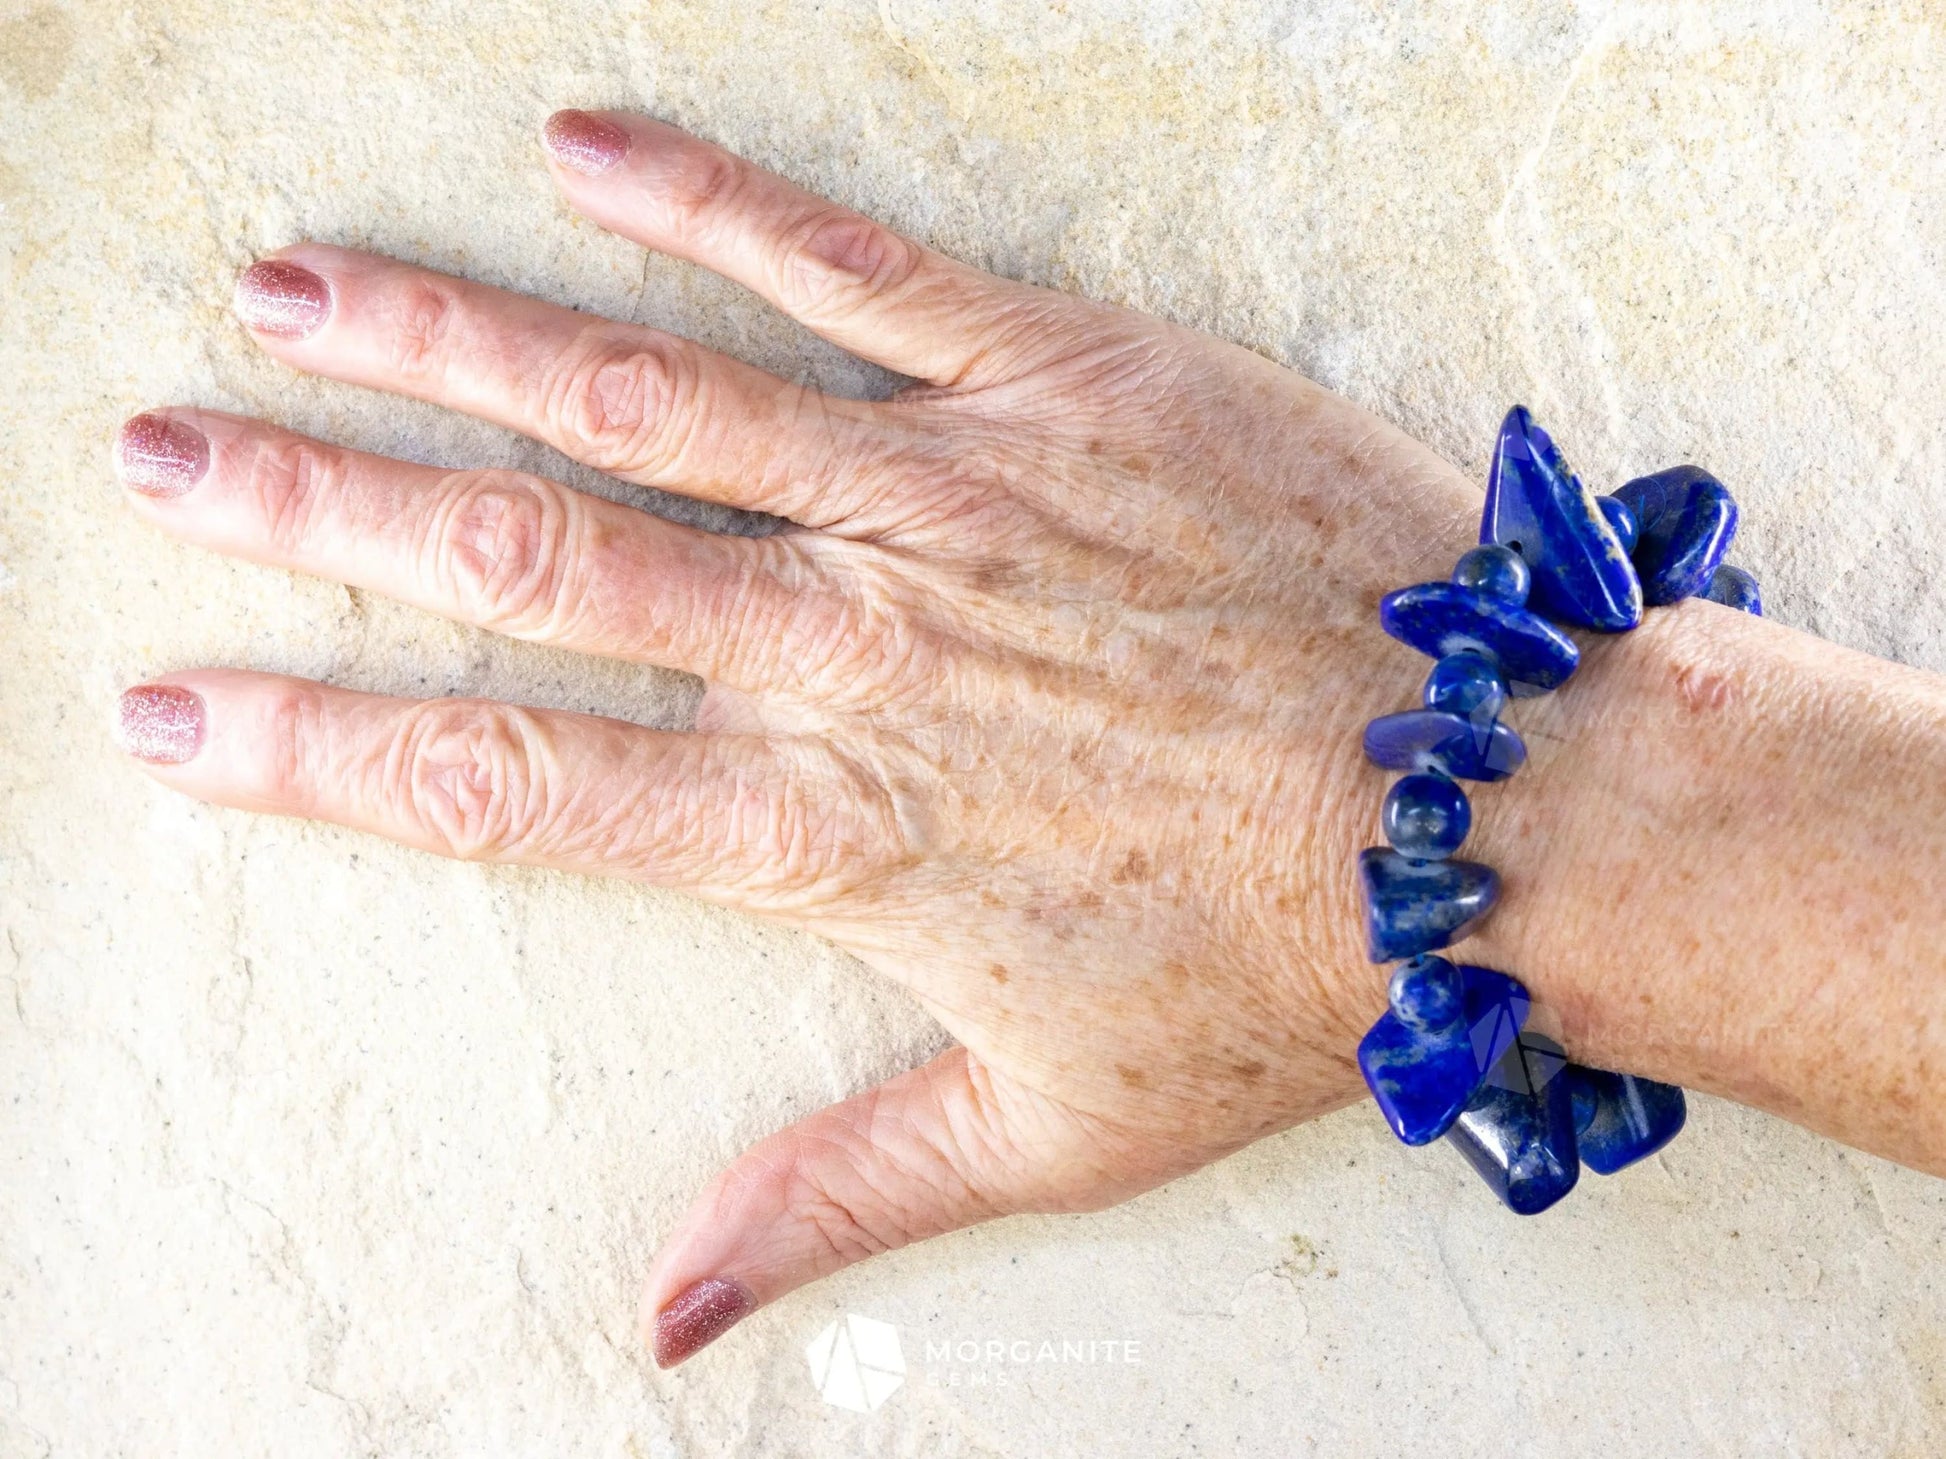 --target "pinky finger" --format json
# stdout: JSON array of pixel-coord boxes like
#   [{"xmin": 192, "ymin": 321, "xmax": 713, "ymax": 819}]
[{"xmin": 111, "ymin": 670, "xmax": 899, "ymax": 913}]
